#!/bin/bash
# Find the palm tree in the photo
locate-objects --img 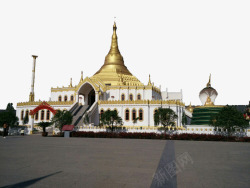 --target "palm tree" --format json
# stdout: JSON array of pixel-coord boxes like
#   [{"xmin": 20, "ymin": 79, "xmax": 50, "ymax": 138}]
[
  {"xmin": 100, "ymin": 110, "xmax": 122, "ymax": 132},
  {"xmin": 154, "ymin": 108, "xmax": 178, "ymax": 134},
  {"xmin": 37, "ymin": 121, "xmax": 52, "ymax": 136},
  {"xmin": 51, "ymin": 110, "xmax": 73, "ymax": 132}
]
